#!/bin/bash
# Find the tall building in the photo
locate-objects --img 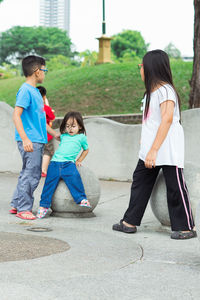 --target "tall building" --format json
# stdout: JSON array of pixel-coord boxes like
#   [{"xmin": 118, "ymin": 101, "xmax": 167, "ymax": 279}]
[{"xmin": 40, "ymin": 0, "xmax": 70, "ymax": 35}]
